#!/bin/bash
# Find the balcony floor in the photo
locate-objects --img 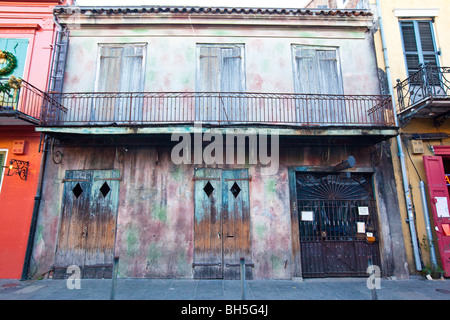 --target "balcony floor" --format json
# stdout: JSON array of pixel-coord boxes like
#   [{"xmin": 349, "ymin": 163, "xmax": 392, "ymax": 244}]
[
  {"xmin": 36, "ymin": 124, "xmax": 398, "ymax": 144},
  {"xmin": 0, "ymin": 110, "xmax": 40, "ymax": 126},
  {"xmin": 397, "ymin": 96, "xmax": 450, "ymax": 124}
]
